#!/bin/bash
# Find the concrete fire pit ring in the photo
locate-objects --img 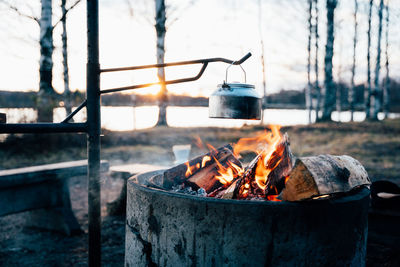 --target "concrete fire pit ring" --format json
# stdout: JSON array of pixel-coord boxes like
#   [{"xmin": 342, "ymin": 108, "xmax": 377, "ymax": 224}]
[{"xmin": 125, "ymin": 170, "xmax": 370, "ymax": 267}]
